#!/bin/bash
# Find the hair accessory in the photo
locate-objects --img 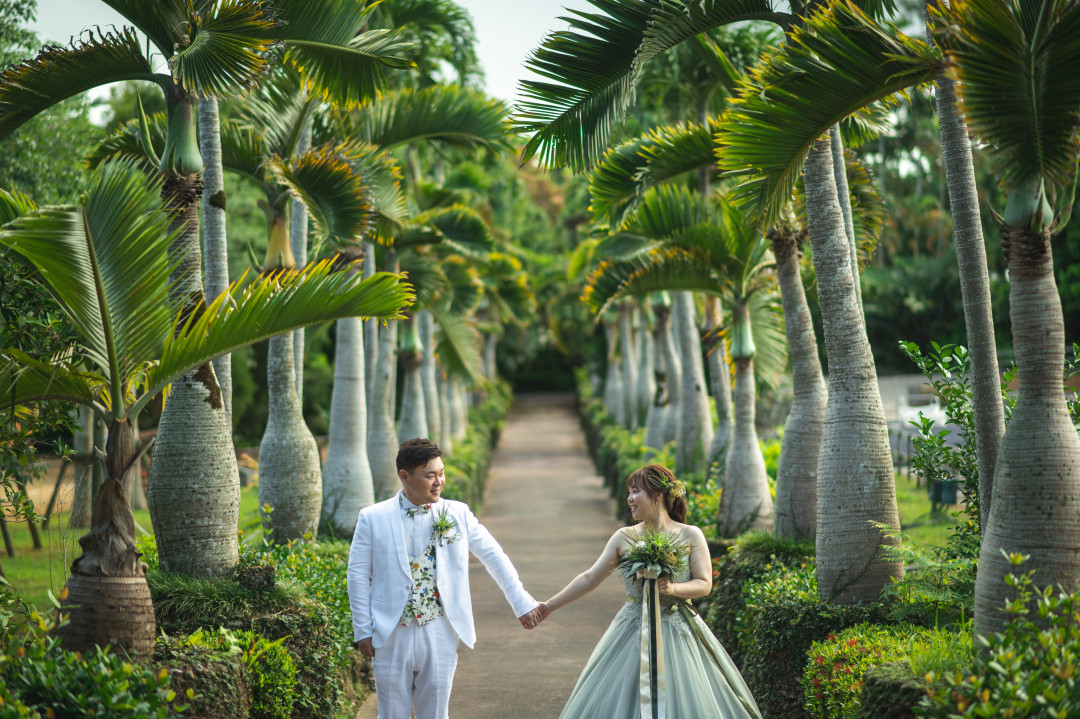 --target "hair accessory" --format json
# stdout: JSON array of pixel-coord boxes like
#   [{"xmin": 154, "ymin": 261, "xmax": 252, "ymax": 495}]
[{"xmin": 651, "ymin": 472, "xmax": 686, "ymax": 500}]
